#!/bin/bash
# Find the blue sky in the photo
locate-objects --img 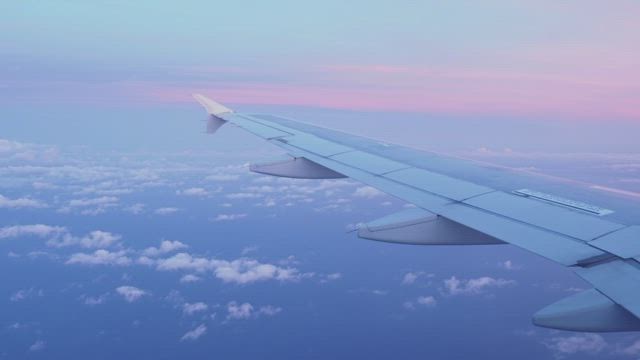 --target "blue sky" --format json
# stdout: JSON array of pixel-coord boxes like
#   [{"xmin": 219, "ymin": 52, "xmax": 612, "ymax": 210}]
[{"xmin": 2, "ymin": 1, "xmax": 640, "ymax": 359}]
